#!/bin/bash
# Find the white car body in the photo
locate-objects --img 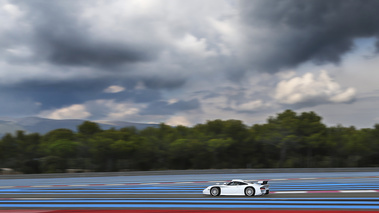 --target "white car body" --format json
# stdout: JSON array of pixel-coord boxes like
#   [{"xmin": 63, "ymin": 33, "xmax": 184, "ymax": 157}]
[{"xmin": 203, "ymin": 179, "xmax": 269, "ymax": 196}]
